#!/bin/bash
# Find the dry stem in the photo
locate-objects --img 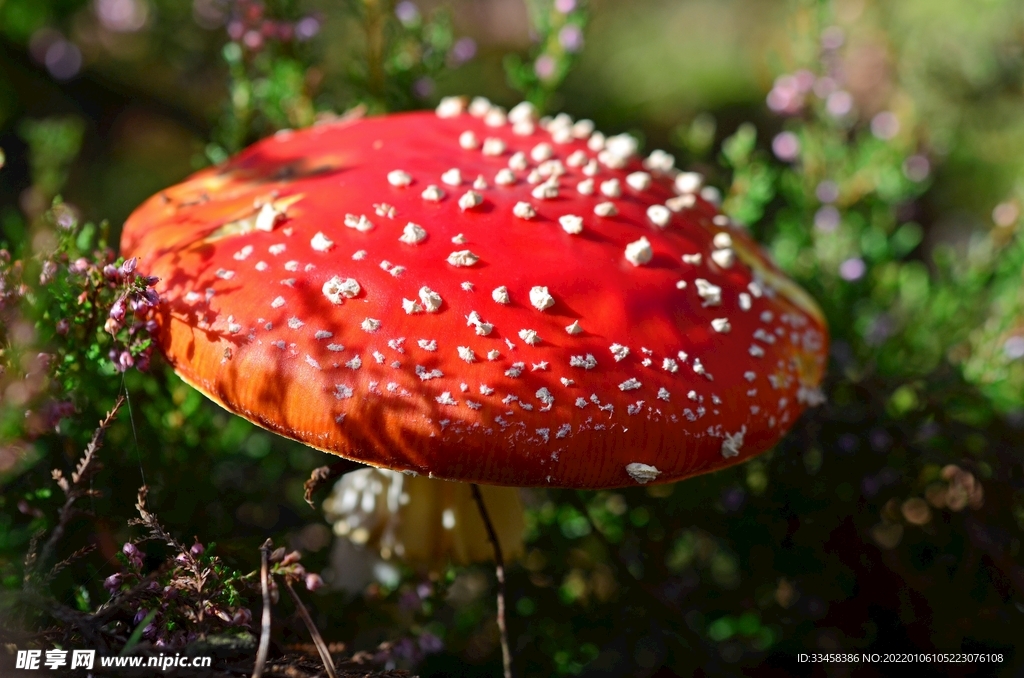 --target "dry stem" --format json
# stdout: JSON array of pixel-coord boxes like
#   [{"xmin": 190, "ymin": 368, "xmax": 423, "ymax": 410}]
[
  {"xmin": 32, "ymin": 396, "xmax": 123, "ymax": 581},
  {"xmin": 252, "ymin": 539, "xmax": 273, "ymax": 678},
  {"xmin": 470, "ymin": 484, "xmax": 511, "ymax": 678},
  {"xmin": 284, "ymin": 579, "xmax": 337, "ymax": 678}
]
